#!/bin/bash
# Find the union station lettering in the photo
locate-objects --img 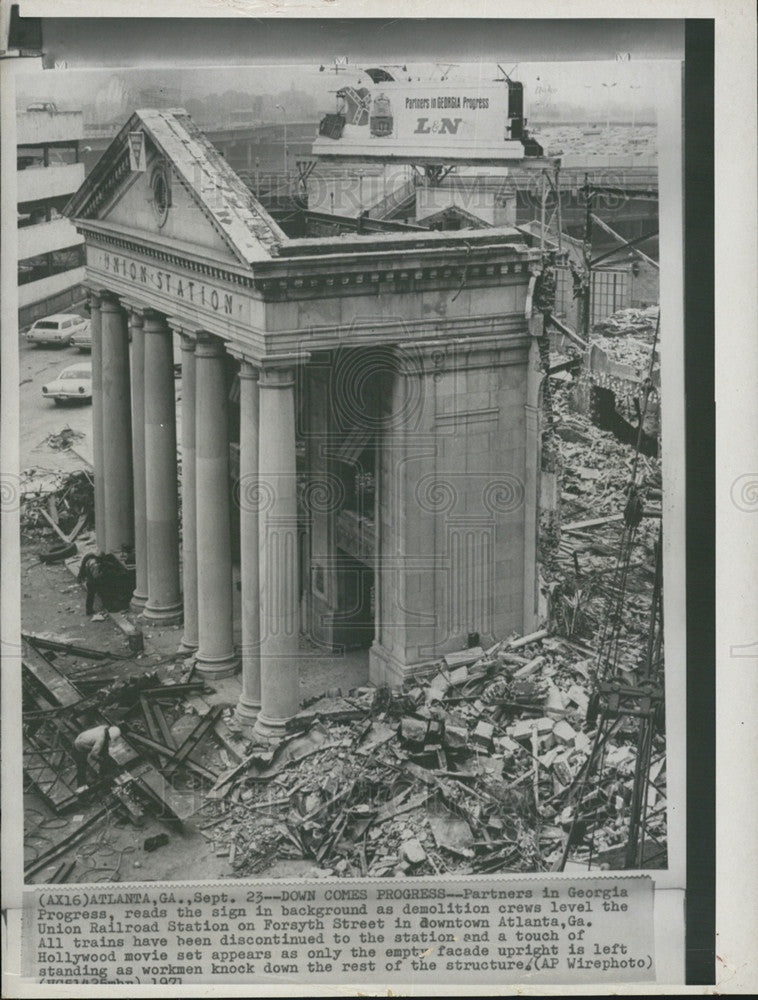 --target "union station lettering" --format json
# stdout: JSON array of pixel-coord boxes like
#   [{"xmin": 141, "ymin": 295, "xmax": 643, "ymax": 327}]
[{"xmin": 97, "ymin": 250, "xmax": 235, "ymax": 316}]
